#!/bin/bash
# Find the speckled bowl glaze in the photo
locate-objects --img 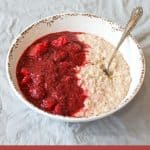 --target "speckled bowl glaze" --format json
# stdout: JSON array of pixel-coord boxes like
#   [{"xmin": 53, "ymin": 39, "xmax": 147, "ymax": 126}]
[{"xmin": 6, "ymin": 13, "xmax": 145, "ymax": 122}]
